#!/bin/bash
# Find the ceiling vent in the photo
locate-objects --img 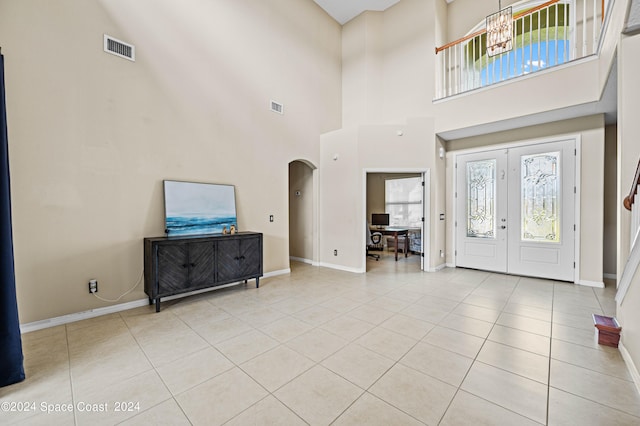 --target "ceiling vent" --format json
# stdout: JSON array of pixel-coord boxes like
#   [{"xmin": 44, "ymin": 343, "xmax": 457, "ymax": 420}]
[
  {"xmin": 104, "ymin": 34, "xmax": 135, "ymax": 61},
  {"xmin": 270, "ymin": 100, "xmax": 284, "ymax": 115}
]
